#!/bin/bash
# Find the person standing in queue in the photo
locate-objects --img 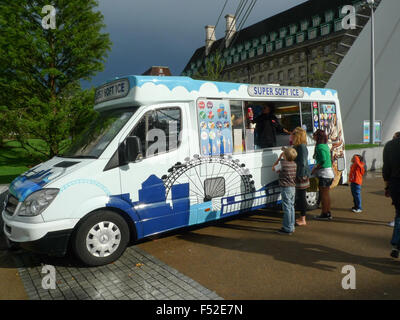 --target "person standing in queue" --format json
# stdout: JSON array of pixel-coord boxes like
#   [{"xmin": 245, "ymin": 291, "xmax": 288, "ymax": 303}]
[
  {"xmin": 383, "ymin": 131, "xmax": 400, "ymax": 259},
  {"xmin": 253, "ymin": 103, "xmax": 290, "ymax": 149},
  {"xmin": 291, "ymin": 127, "xmax": 311, "ymax": 226},
  {"xmin": 272, "ymin": 147, "xmax": 298, "ymax": 235},
  {"xmin": 312, "ymin": 129, "xmax": 335, "ymax": 221},
  {"xmin": 388, "ymin": 132, "xmax": 400, "ymax": 228}
]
